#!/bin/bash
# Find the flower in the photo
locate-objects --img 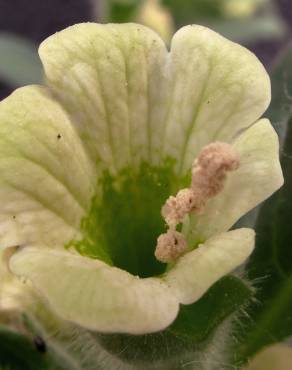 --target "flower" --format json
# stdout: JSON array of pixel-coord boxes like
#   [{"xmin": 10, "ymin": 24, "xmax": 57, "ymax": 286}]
[{"xmin": 0, "ymin": 23, "xmax": 283, "ymax": 335}]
